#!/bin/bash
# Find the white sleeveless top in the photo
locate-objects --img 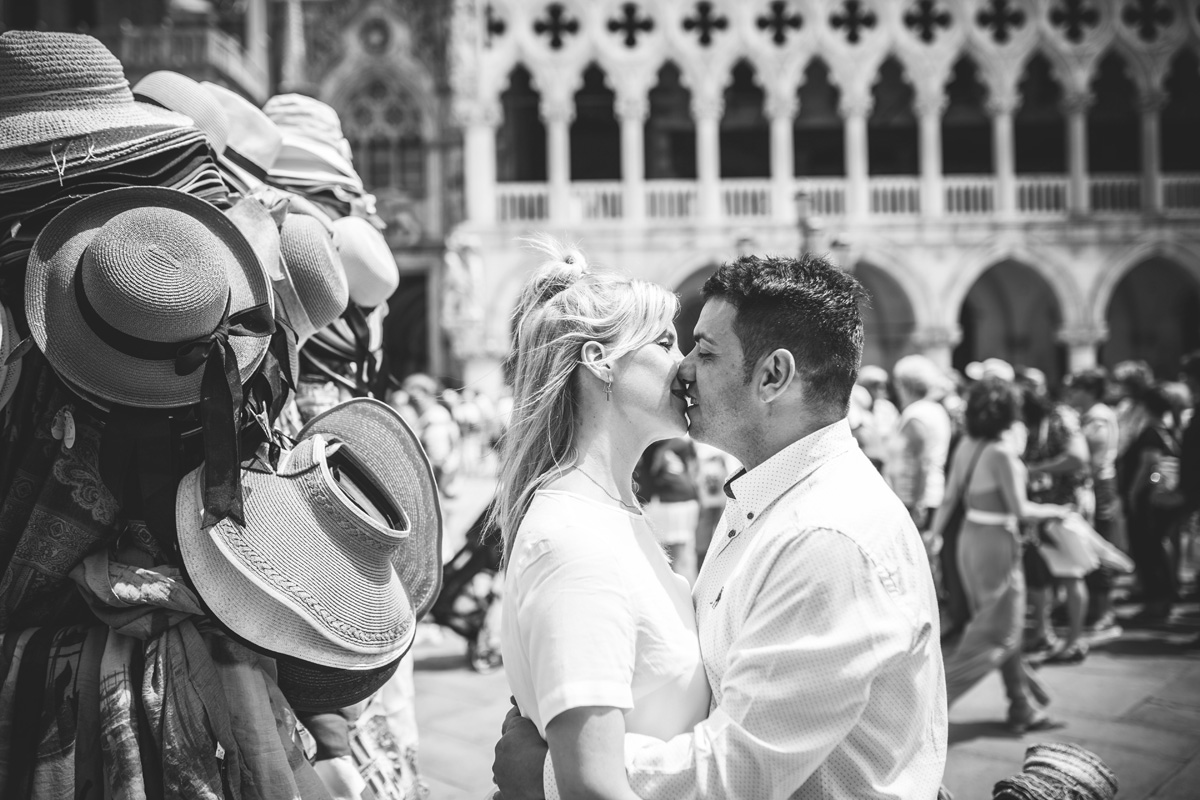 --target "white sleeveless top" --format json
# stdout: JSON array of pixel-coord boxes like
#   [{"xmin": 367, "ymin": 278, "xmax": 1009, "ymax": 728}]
[{"xmin": 501, "ymin": 490, "xmax": 711, "ymax": 740}]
